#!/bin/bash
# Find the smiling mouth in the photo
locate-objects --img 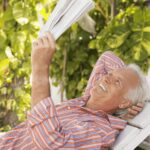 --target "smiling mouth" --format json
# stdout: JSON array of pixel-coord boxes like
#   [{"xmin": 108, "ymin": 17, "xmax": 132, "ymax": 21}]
[{"xmin": 99, "ymin": 83, "xmax": 107, "ymax": 92}]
